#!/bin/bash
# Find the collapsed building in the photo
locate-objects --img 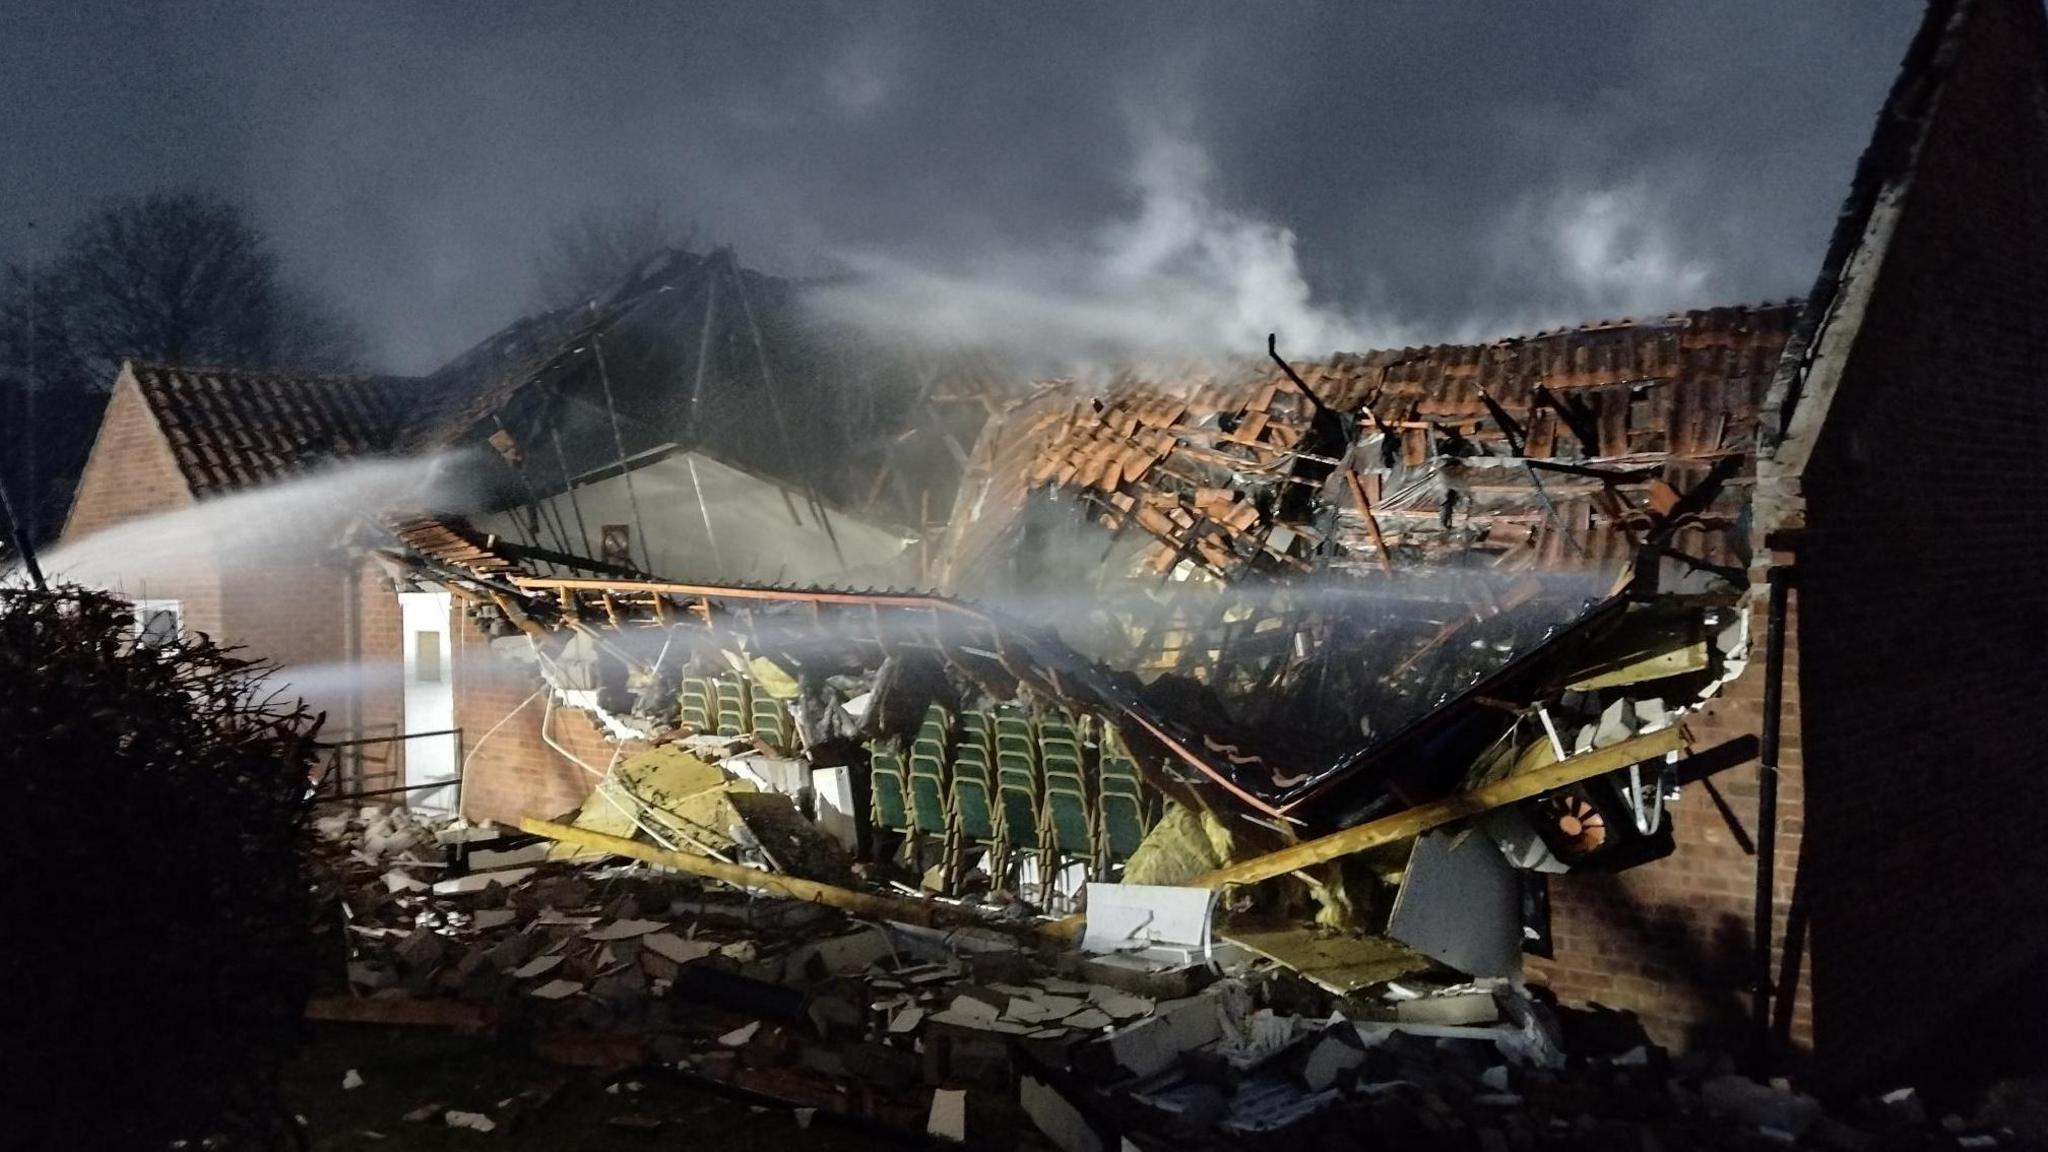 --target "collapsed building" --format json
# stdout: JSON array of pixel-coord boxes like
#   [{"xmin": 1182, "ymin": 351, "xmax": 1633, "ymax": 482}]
[{"xmin": 38, "ymin": 0, "xmax": 2048, "ymax": 1115}]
